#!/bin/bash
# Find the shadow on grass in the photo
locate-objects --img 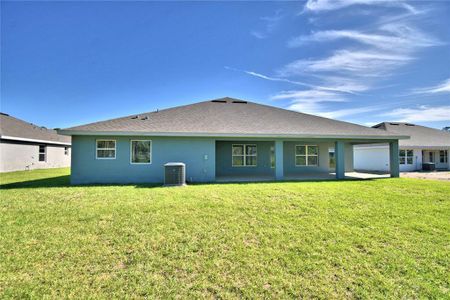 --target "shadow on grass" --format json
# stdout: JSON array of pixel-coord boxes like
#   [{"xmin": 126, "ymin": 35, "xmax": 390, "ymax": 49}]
[
  {"xmin": 204, "ymin": 177, "xmax": 389, "ymax": 186},
  {"xmin": 0, "ymin": 175, "xmax": 71, "ymax": 189},
  {"xmin": 0, "ymin": 175, "xmax": 164, "ymax": 190},
  {"xmin": 0, "ymin": 175, "xmax": 391, "ymax": 190}
]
